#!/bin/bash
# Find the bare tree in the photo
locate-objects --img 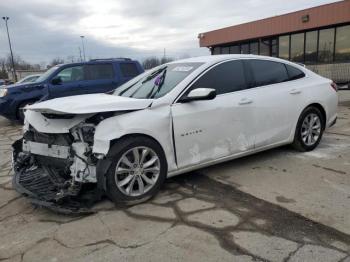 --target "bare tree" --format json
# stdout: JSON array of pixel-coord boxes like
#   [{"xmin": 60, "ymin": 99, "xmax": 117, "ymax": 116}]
[
  {"xmin": 142, "ymin": 56, "xmax": 175, "ymax": 70},
  {"xmin": 142, "ymin": 57, "xmax": 161, "ymax": 70},
  {"xmin": 49, "ymin": 57, "xmax": 65, "ymax": 67},
  {"xmin": 0, "ymin": 58, "xmax": 8, "ymax": 79}
]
